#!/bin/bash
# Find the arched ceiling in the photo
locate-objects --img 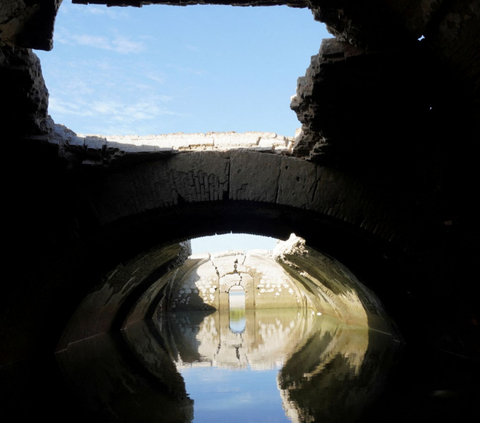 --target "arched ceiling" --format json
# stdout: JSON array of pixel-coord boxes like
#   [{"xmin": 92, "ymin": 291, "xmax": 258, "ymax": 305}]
[{"xmin": 1, "ymin": 2, "xmax": 479, "ymax": 420}]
